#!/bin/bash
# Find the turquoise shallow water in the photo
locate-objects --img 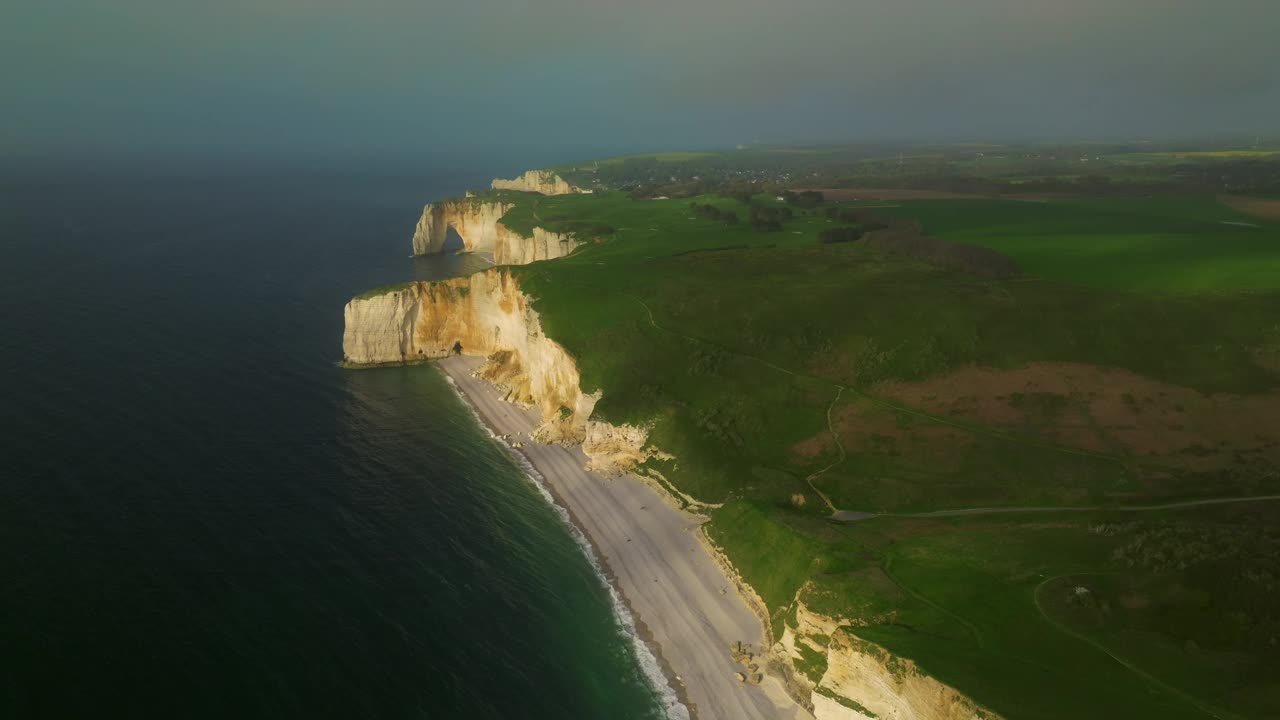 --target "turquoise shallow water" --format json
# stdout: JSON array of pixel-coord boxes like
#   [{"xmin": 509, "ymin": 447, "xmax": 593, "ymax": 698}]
[{"xmin": 0, "ymin": 170, "xmax": 665, "ymax": 719}]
